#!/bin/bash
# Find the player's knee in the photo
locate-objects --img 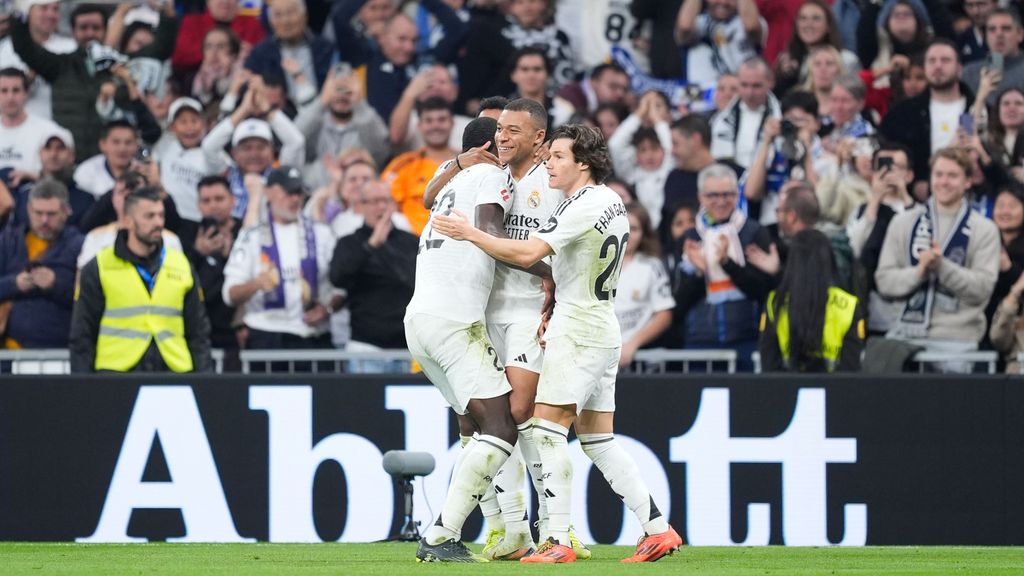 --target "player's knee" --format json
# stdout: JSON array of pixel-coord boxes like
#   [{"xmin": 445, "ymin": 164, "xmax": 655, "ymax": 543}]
[
  {"xmin": 509, "ymin": 398, "xmax": 535, "ymax": 425},
  {"xmin": 481, "ymin": 416, "xmax": 518, "ymax": 446}
]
